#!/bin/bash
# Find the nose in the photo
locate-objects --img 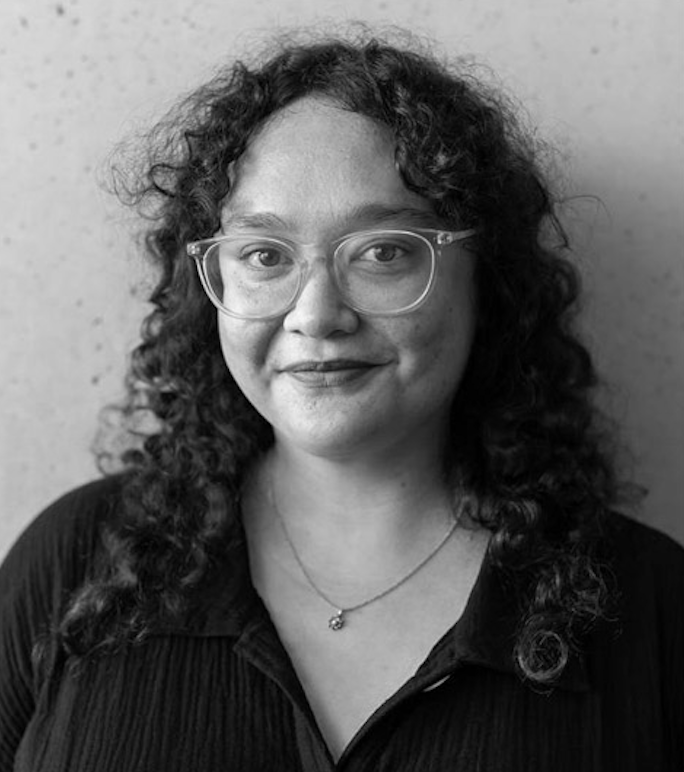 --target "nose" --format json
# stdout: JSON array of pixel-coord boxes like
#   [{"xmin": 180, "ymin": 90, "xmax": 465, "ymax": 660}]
[{"xmin": 282, "ymin": 258, "xmax": 360, "ymax": 337}]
